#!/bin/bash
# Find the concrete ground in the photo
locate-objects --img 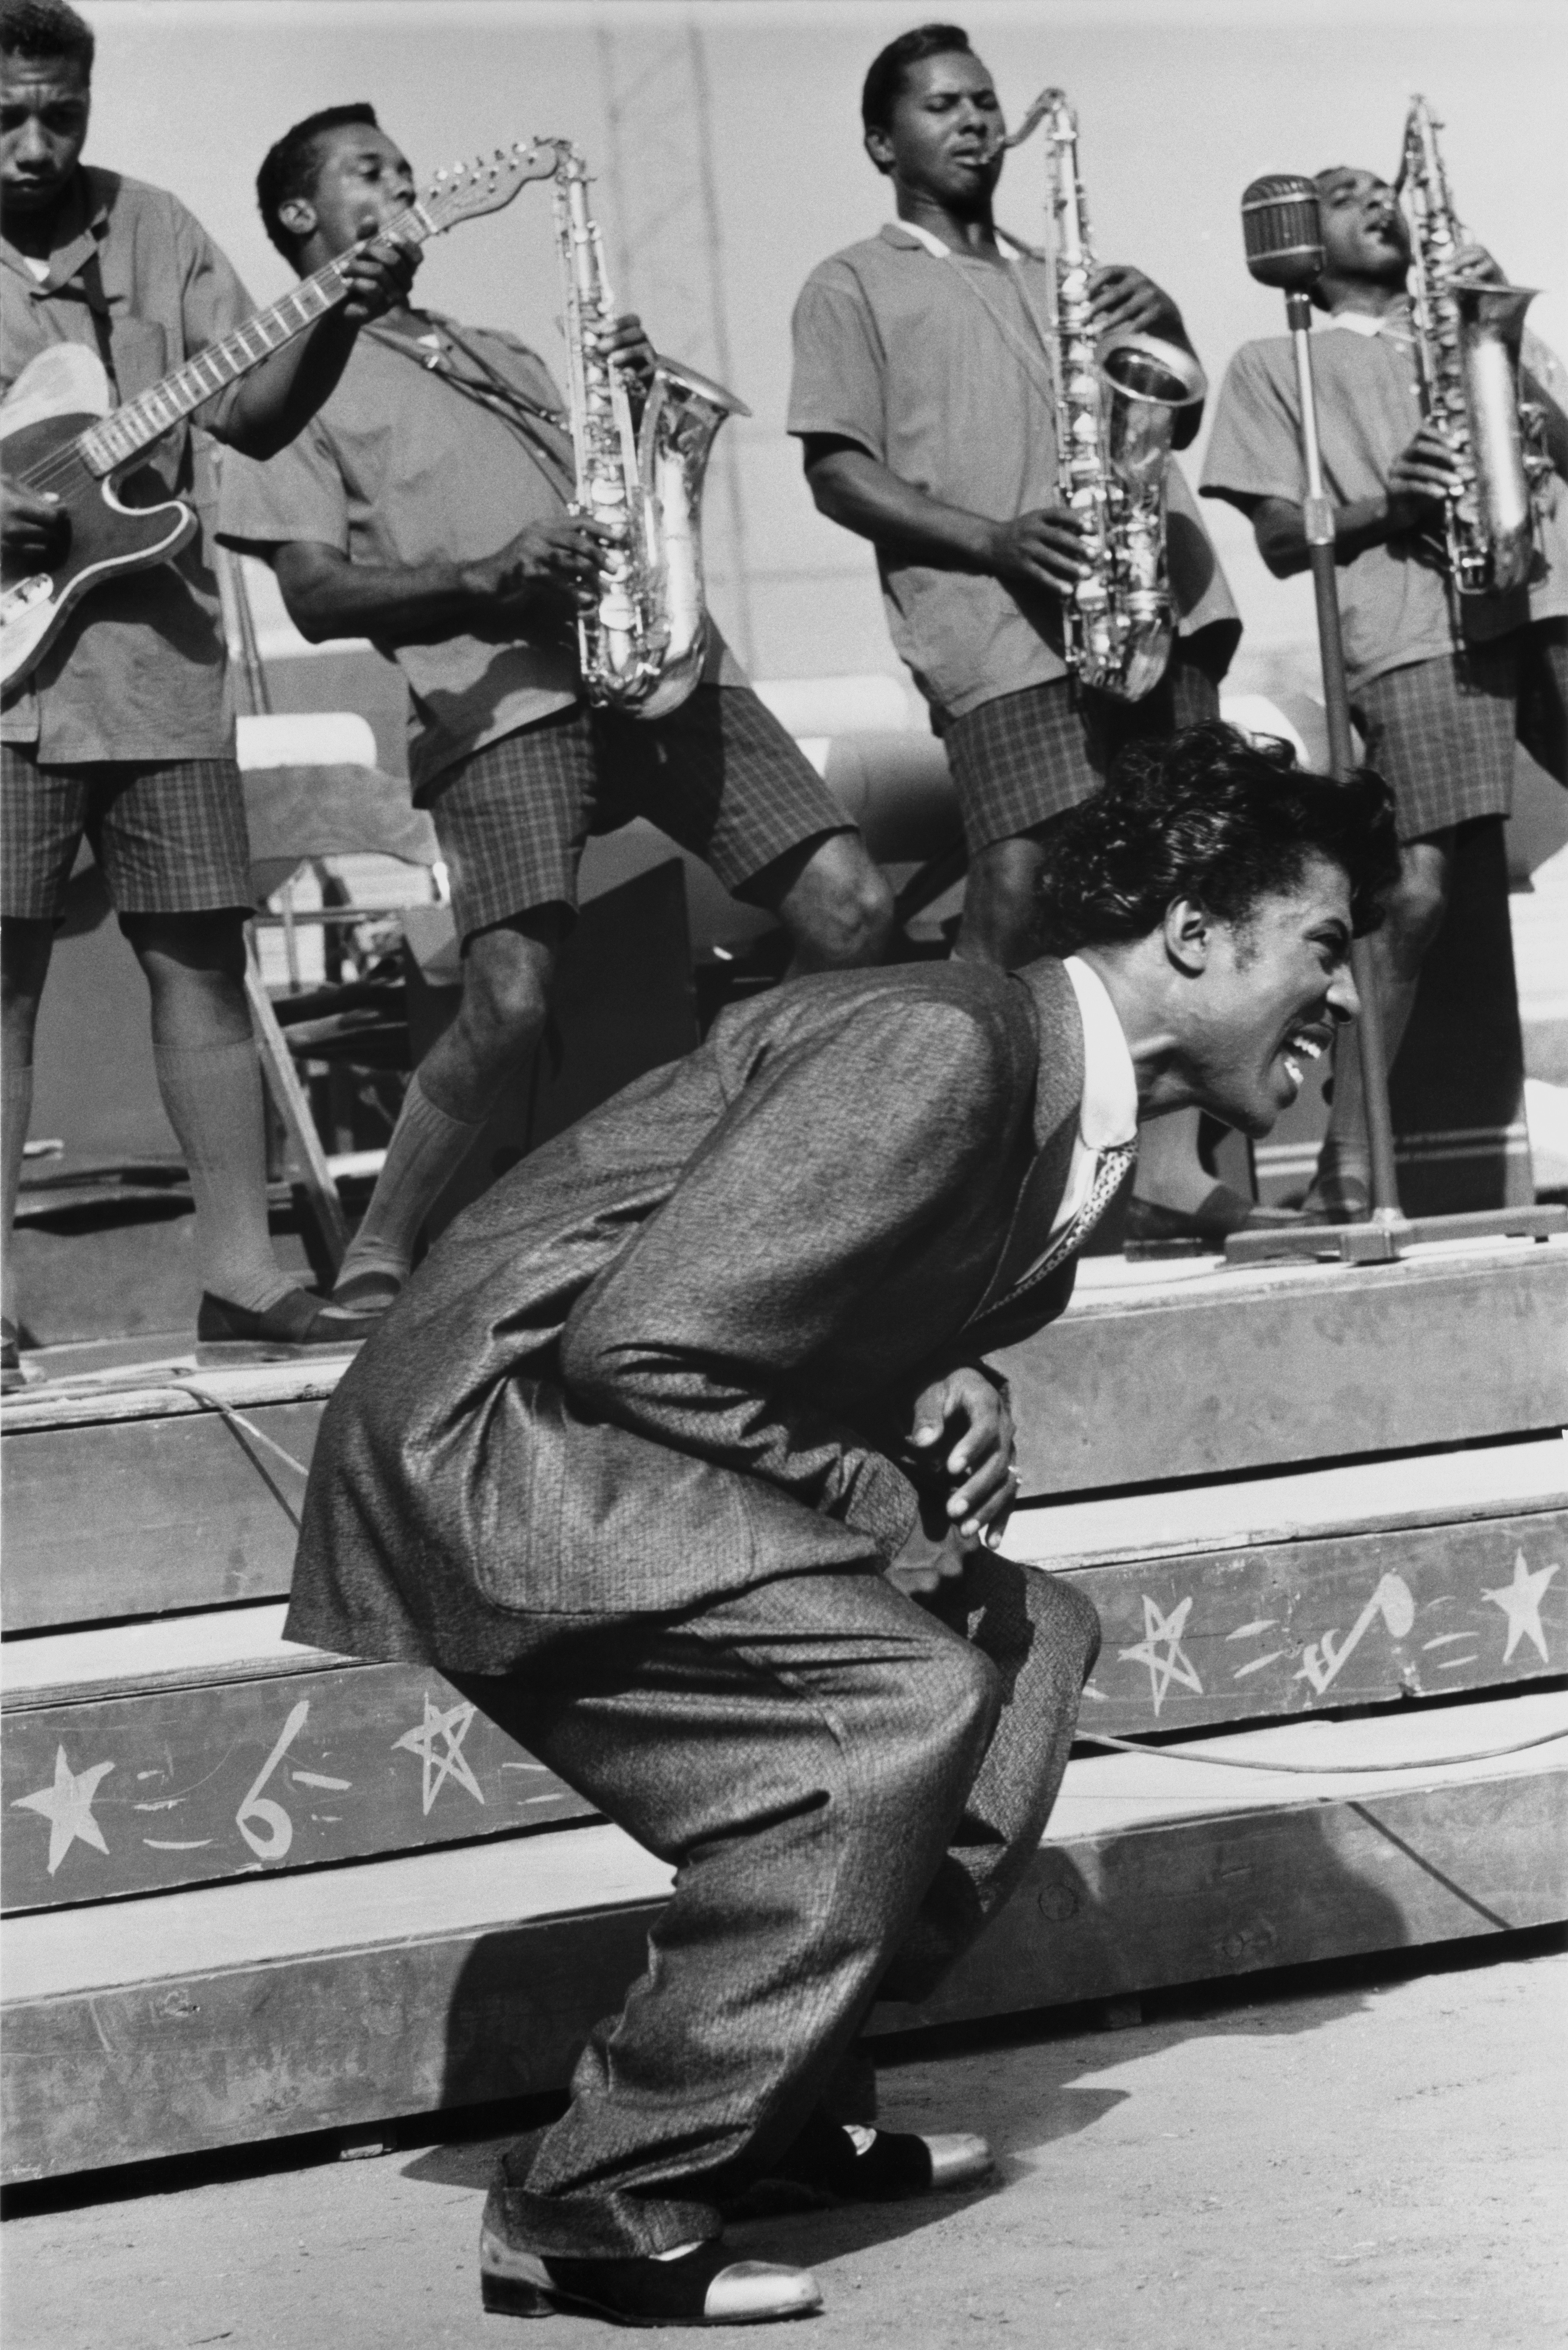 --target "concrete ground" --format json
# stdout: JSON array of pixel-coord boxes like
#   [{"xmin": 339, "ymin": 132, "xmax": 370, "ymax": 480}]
[{"xmin": 5, "ymin": 1940, "xmax": 1563, "ymax": 2350}]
